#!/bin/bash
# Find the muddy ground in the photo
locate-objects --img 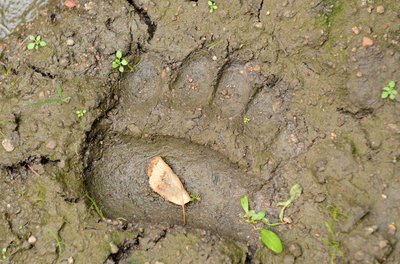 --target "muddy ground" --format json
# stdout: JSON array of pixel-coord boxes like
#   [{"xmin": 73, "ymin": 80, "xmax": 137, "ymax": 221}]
[{"xmin": 1, "ymin": 0, "xmax": 400, "ymax": 263}]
